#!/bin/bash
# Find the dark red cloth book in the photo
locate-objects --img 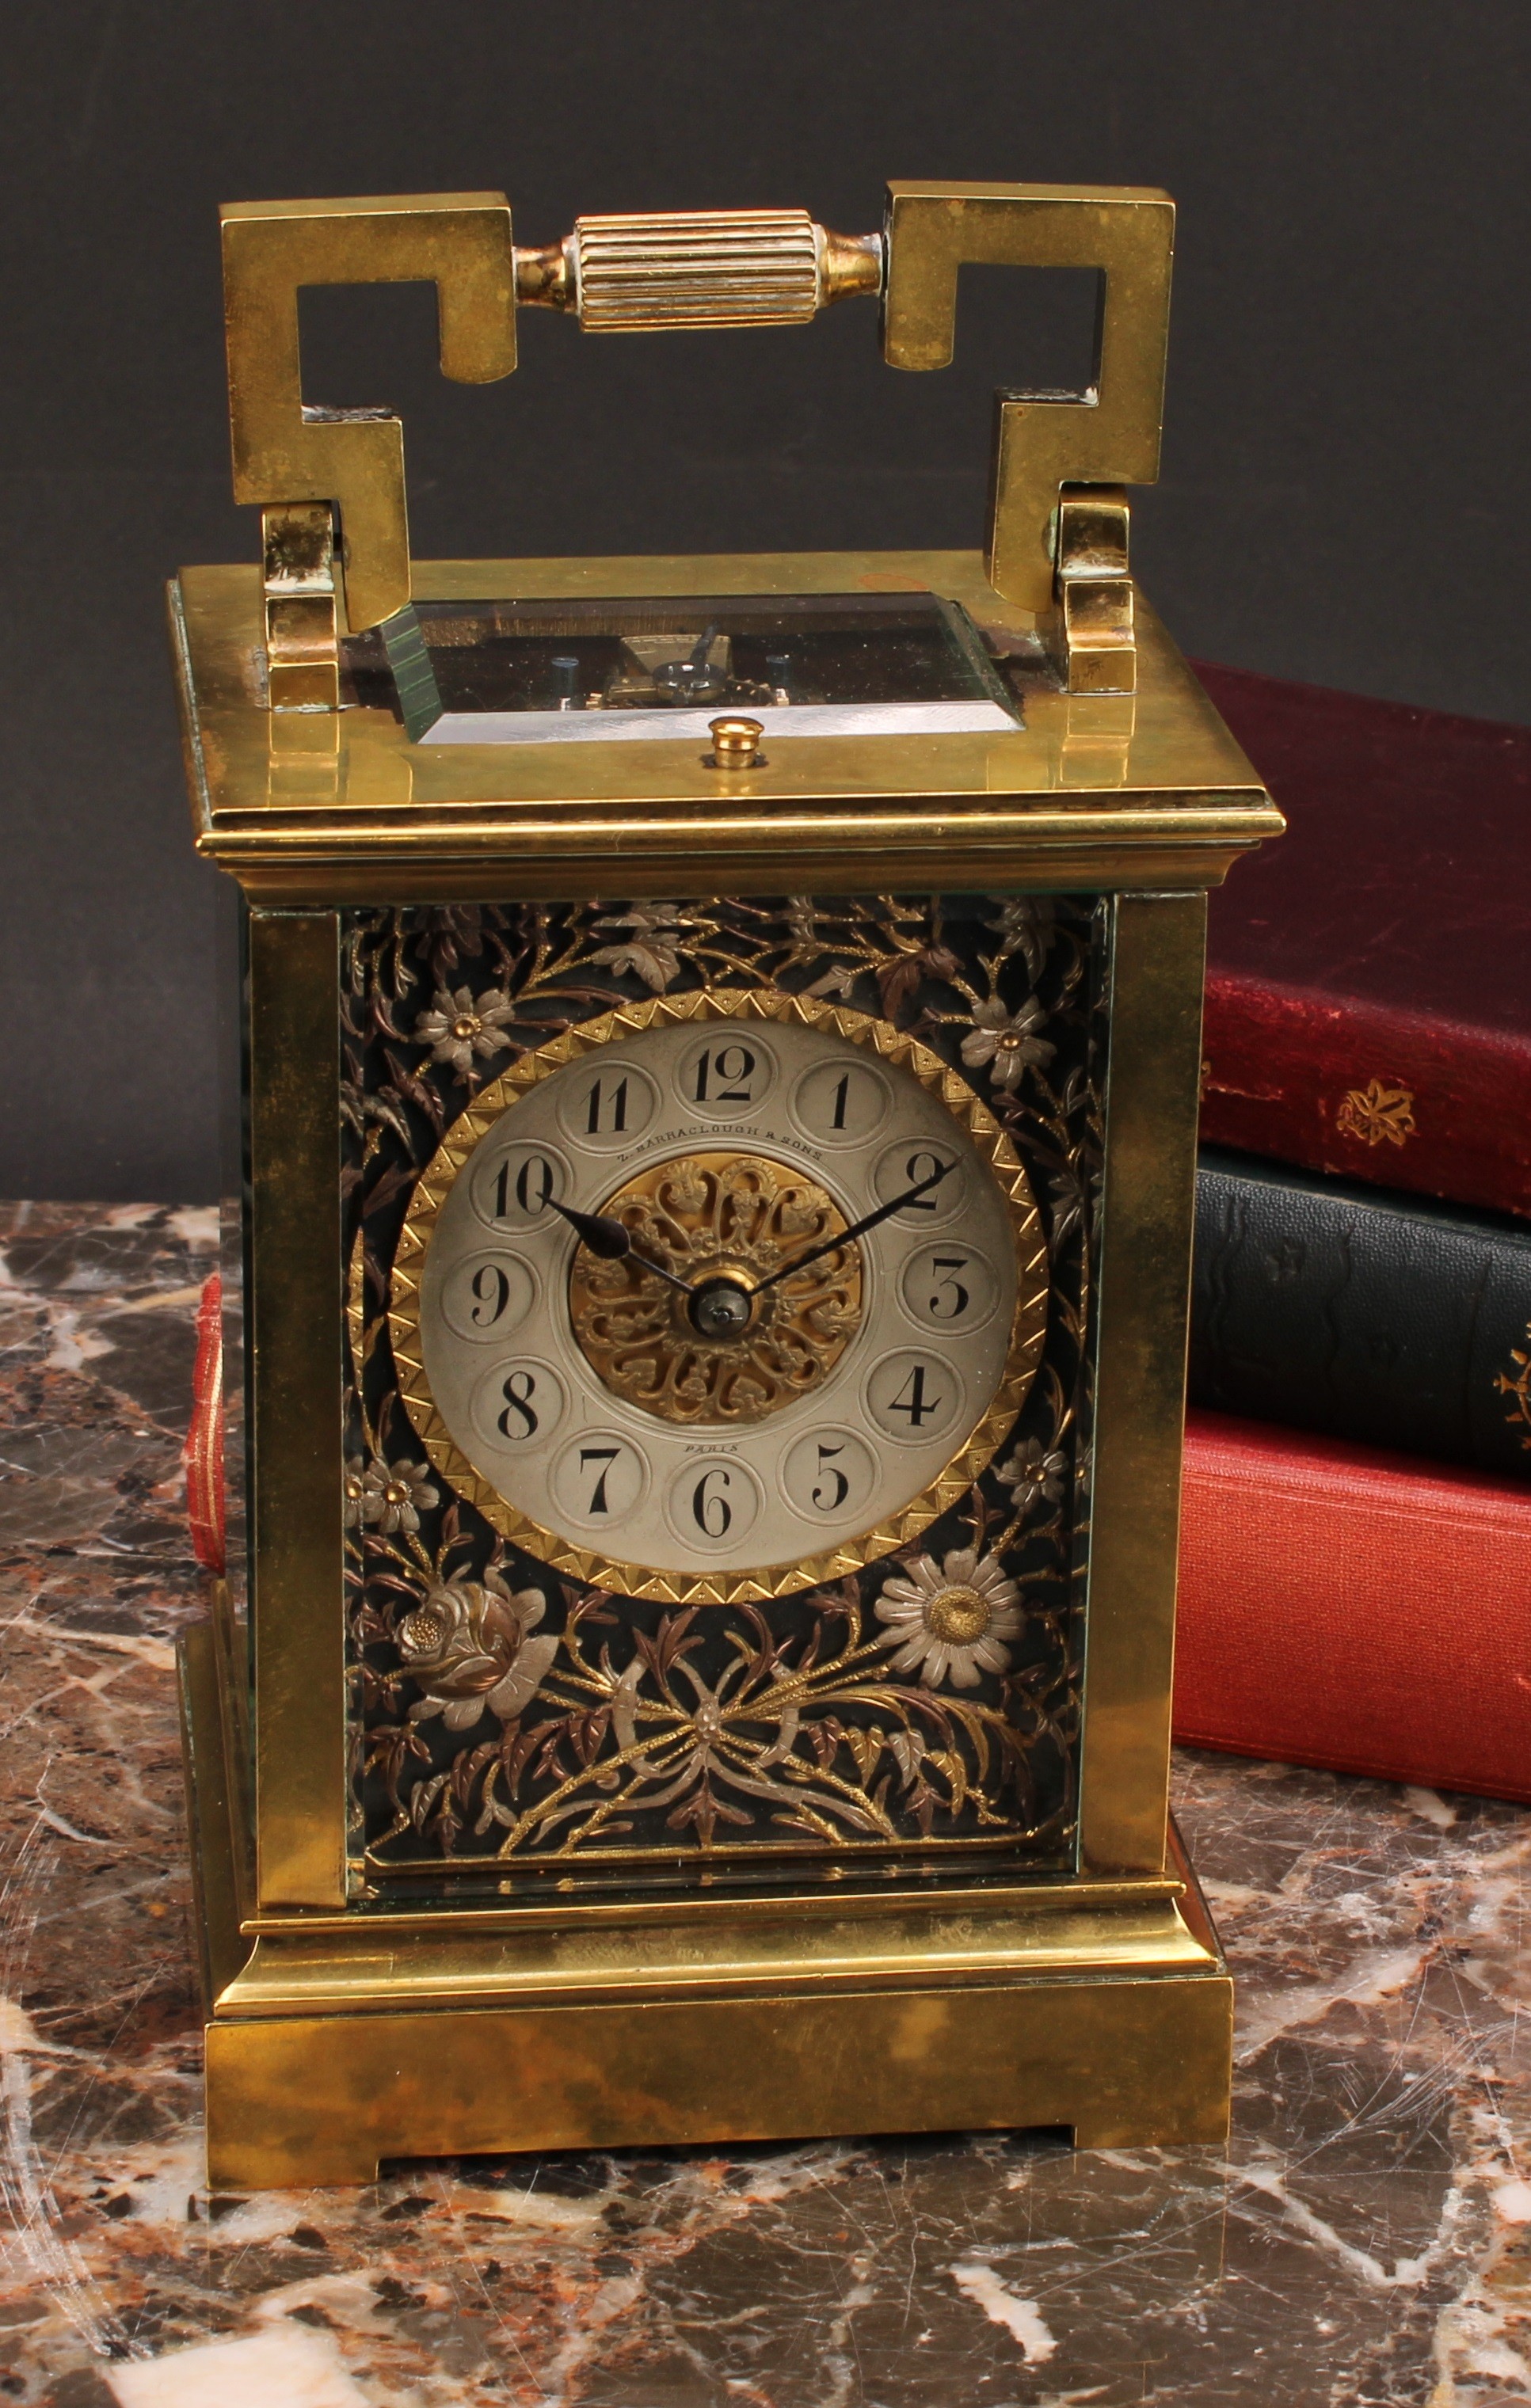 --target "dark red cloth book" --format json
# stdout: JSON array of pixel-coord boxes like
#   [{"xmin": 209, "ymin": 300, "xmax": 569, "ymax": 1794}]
[
  {"xmin": 1174, "ymin": 1407, "xmax": 1531, "ymax": 1803},
  {"xmin": 1192, "ymin": 662, "xmax": 1531, "ymax": 1221}
]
